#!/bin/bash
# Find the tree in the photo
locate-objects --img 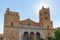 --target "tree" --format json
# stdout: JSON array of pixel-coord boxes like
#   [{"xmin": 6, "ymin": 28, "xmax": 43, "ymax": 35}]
[
  {"xmin": 46, "ymin": 27, "xmax": 60, "ymax": 40},
  {"xmin": 54, "ymin": 27, "xmax": 60, "ymax": 40},
  {"xmin": 40, "ymin": 38, "xmax": 44, "ymax": 40},
  {"xmin": 39, "ymin": 27, "xmax": 60, "ymax": 40},
  {"xmin": 47, "ymin": 36, "xmax": 55, "ymax": 40}
]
